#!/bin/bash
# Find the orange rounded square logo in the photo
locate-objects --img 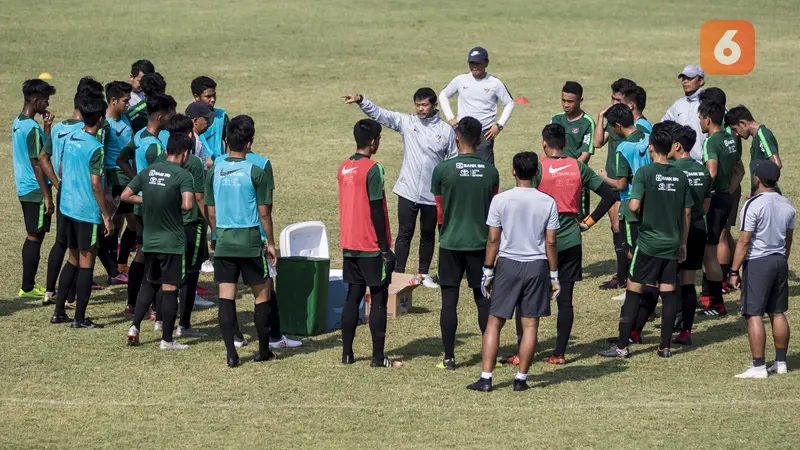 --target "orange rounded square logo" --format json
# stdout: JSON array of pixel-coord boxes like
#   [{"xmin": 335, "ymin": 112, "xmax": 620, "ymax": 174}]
[{"xmin": 701, "ymin": 20, "xmax": 755, "ymax": 75}]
